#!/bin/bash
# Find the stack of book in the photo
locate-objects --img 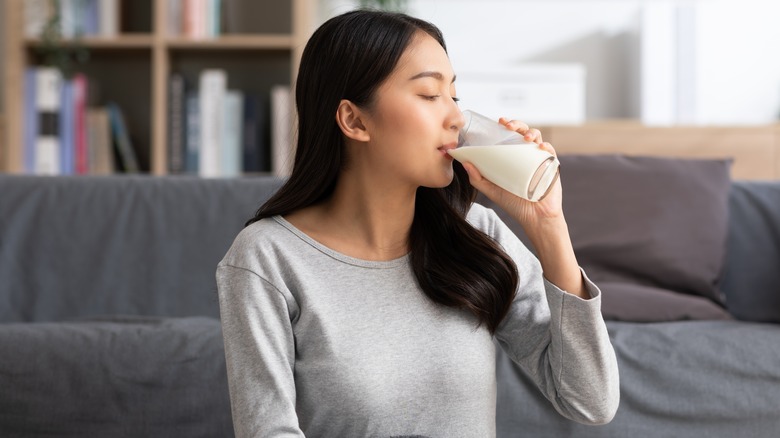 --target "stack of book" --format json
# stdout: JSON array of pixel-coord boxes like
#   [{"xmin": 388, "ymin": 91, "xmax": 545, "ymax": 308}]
[
  {"xmin": 24, "ymin": 0, "xmax": 120, "ymax": 38},
  {"xmin": 169, "ymin": 69, "xmax": 292, "ymax": 177},
  {"xmin": 166, "ymin": 0, "xmax": 223, "ymax": 39},
  {"xmin": 23, "ymin": 67, "xmax": 139, "ymax": 175}
]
